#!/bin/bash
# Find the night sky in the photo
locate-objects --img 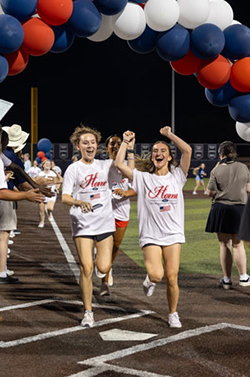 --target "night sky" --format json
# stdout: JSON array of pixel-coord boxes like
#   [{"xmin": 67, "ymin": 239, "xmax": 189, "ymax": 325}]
[{"xmin": 0, "ymin": 0, "xmax": 249, "ymax": 145}]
